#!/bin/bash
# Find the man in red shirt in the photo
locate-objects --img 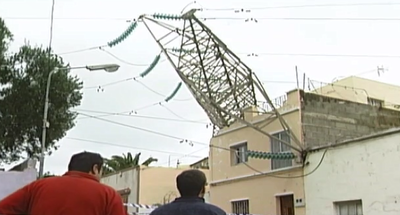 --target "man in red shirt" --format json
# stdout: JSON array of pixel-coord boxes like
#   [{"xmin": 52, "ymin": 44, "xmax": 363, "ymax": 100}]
[{"xmin": 0, "ymin": 151, "xmax": 126, "ymax": 215}]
